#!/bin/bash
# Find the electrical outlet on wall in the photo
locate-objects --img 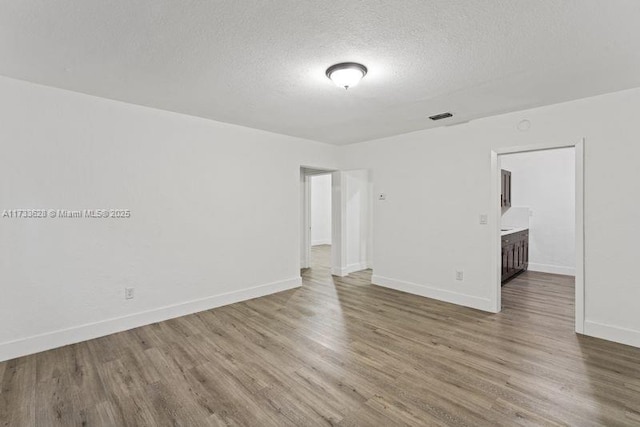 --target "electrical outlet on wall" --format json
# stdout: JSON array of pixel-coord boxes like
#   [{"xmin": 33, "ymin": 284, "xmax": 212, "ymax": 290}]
[
  {"xmin": 125, "ymin": 287, "xmax": 135, "ymax": 300},
  {"xmin": 455, "ymin": 270, "xmax": 464, "ymax": 281}
]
